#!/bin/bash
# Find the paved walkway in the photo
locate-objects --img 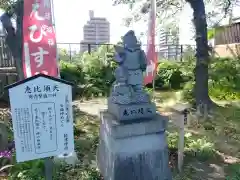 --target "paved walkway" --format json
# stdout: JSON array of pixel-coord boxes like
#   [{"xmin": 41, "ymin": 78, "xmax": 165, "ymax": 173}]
[{"xmin": 73, "ymin": 98, "xmax": 107, "ymax": 117}]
